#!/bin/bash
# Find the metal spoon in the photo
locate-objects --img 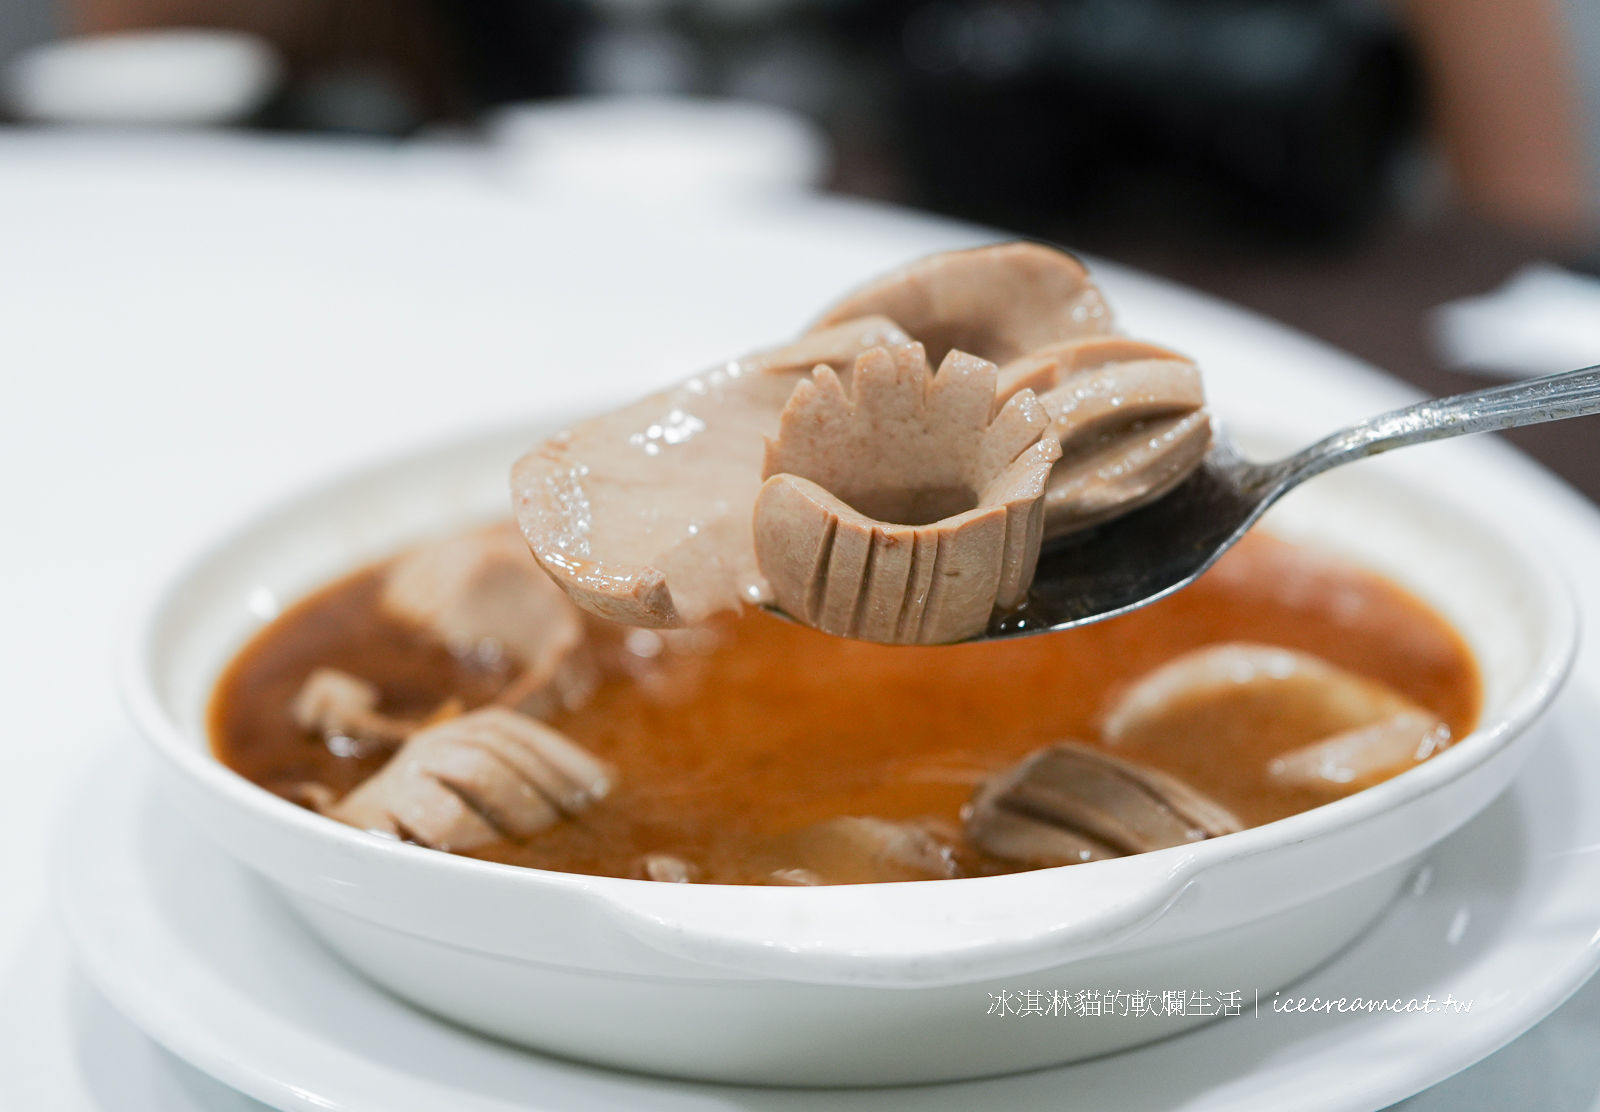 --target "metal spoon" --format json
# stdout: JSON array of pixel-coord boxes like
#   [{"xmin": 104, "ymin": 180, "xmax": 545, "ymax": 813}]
[{"xmin": 989, "ymin": 364, "xmax": 1600, "ymax": 640}]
